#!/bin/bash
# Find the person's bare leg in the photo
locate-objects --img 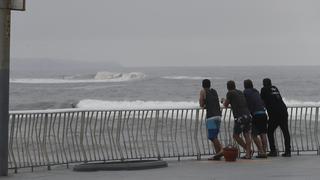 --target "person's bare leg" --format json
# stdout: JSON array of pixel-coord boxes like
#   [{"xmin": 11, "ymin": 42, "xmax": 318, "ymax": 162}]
[
  {"xmin": 252, "ymin": 135, "xmax": 264, "ymax": 154},
  {"xmin": 233, "ymin": 134, "xmax": 246, "ymax": 149},
  {"xmin": 260, "ymin": 133, "xmax": 268, "ymax": 154},
  {"xmin": 212, "ymin": 138, "xmax": 223, "ymax": 155},
  {"xmin": 243, "ymin": 132, "xmax": 252, "ymax": 157}
]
